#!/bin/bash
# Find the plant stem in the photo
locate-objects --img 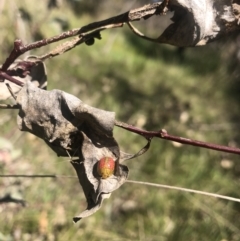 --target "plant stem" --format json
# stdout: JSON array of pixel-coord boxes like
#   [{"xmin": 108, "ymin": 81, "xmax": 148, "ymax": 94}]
[
  {"xmin": 0, "ymin": 2, "xmax": 164, "ymax": 71},
  {"xmin": 0, "ymin": 71, "xmax": 24, "ymax": 86},
  {"xmin": 115, "ymin": 120, "xmax": 240, "ymax": 155}
]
